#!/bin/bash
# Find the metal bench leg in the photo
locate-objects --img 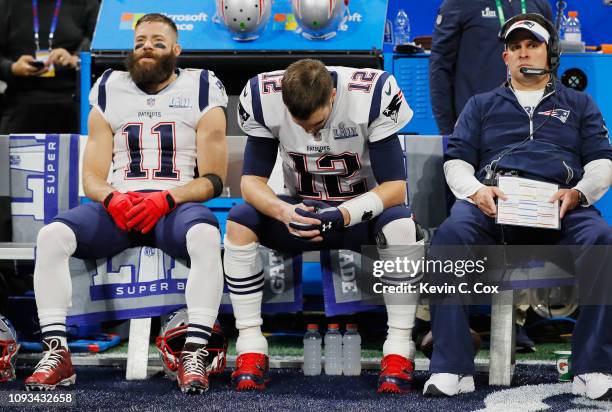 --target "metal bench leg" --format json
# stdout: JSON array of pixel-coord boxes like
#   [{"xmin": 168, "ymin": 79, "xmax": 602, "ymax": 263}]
[
  {"xmin": 489, "ymin": 290, "xmax": 515, "ymax": 386},
  {"xmin": 126, "ymin": 318, "xmax": 151, "ymax": 380}
]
